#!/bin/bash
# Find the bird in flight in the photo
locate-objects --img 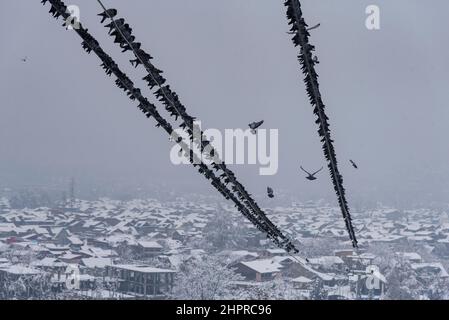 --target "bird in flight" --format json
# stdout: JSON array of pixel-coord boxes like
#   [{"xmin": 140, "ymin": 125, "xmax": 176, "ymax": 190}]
[
  {"xmin": 349, "ymin": 160, "xmax": 358, "ymax": 169},
  {"xmin": 98, "ymin": 9, "xmax": 117, "ymax": 24},
  {"xmin": 249, "ymin": 120, "xmax": 264, "ymax": 134},
  {"xmin": 300, "ymin": 166, "xmax": 324, "ymax": 181},
  {"xmin": 21, "ymin": 56, "xmax": 28, "ymax": 63},
  {"xmin": 267, "ymin": 187, "xmax": 274, "ymax": 199}
]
